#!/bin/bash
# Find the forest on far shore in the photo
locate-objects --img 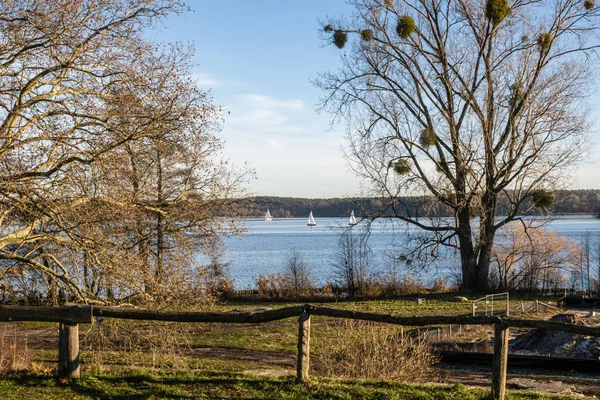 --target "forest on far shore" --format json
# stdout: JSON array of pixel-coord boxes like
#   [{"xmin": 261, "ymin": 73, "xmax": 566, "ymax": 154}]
[{"xmin": 238, "ymin": 189, "xmax": 600, "ymax": 218}]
